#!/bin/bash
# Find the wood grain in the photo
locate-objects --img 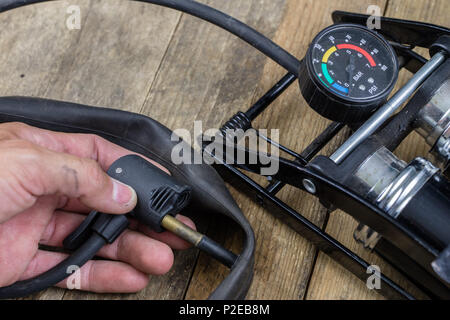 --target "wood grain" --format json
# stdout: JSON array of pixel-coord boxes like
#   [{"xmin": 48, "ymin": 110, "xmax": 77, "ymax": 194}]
[
  {"xmin": 185, "ymin": 0, "xmax": 387, "ymax": 300},
  {"xmin": 137, "ymin": 0, "xmax": 290, "ymax": 298},
  {"xmin": 0, "ymin": 0, "xmax": 446, "ymax": 300}
]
